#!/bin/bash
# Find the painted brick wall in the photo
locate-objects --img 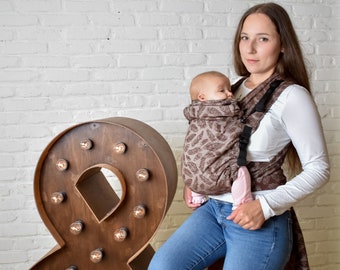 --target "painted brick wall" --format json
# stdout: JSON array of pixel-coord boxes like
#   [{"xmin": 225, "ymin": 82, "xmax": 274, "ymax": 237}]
[{"xmin": 0, "ymin": 0, "xmax": 339, "ymax": 269}]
